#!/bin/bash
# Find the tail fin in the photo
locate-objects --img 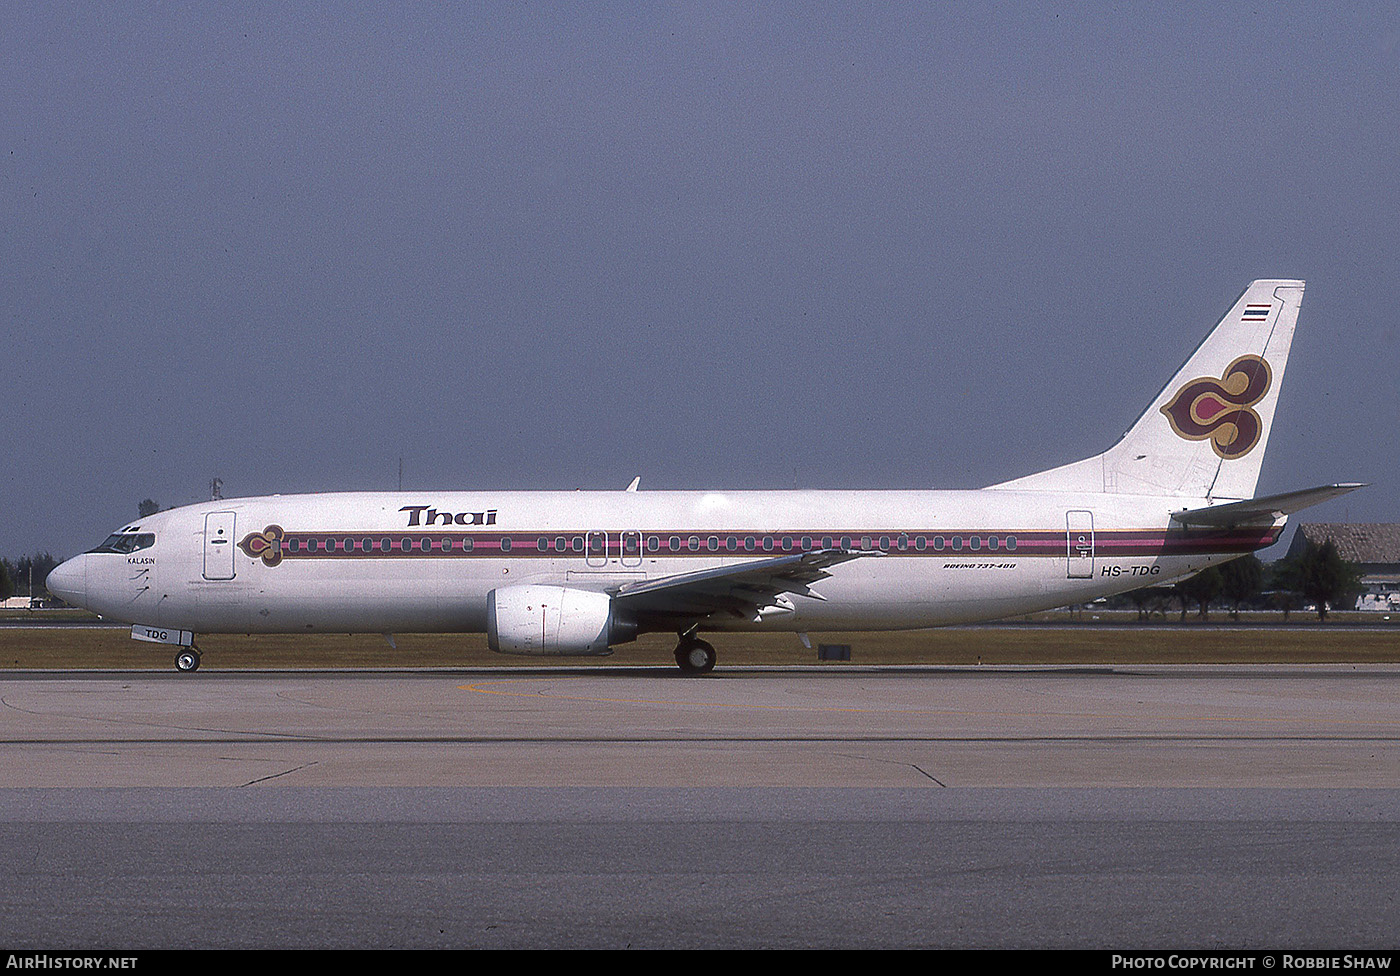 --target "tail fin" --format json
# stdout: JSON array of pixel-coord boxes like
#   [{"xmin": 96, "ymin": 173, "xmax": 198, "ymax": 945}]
[{"xmin": 990, "ymin": 279, "xmax": 1305, "ymax": 500}]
